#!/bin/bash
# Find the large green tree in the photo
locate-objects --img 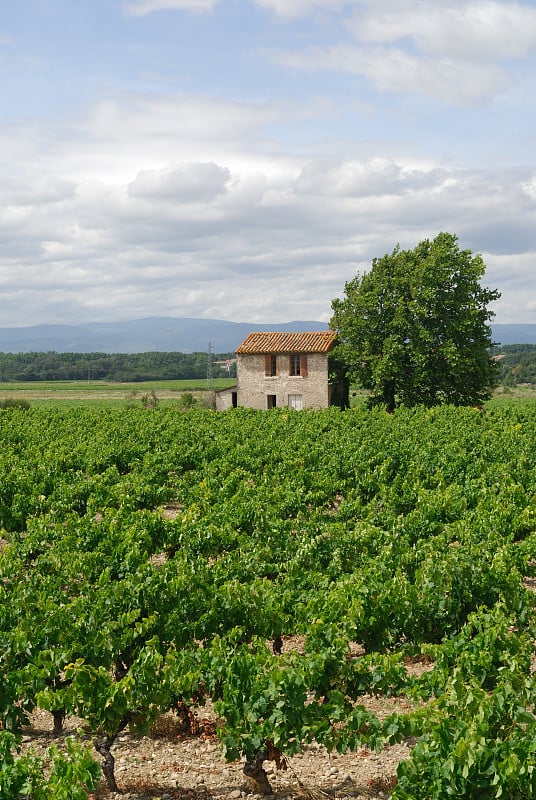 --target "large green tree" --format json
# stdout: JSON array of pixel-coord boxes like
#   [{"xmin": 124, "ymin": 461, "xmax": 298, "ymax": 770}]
[{"xmin": 331, "ymin": 232, "xmax": 501, "ymax": 412}]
